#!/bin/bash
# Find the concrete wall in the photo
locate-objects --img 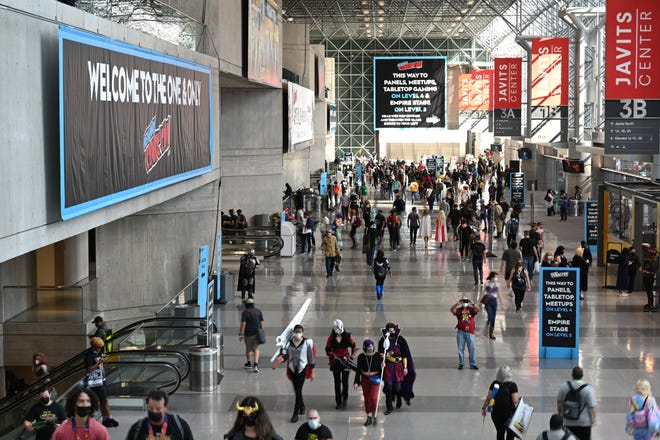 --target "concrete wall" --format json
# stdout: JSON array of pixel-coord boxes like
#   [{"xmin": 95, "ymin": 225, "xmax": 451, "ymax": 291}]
[
  {"xmin": 220, "ymin": 87, "xmax": 284, "ymax": 218},
  {"xmin": 95, "ymin": 182, "xmax": 220, "ymax": 312},
  {"xmin": 0, "ymin": 0, "xmax": 221, "ymax": 265}
]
